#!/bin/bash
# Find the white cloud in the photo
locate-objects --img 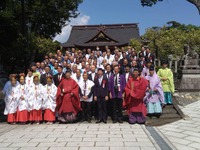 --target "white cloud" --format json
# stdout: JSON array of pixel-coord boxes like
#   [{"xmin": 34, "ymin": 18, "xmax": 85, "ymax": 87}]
[{"xmin": 54, "ymin": 14, "xmax": 90, "ymax": 43}]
